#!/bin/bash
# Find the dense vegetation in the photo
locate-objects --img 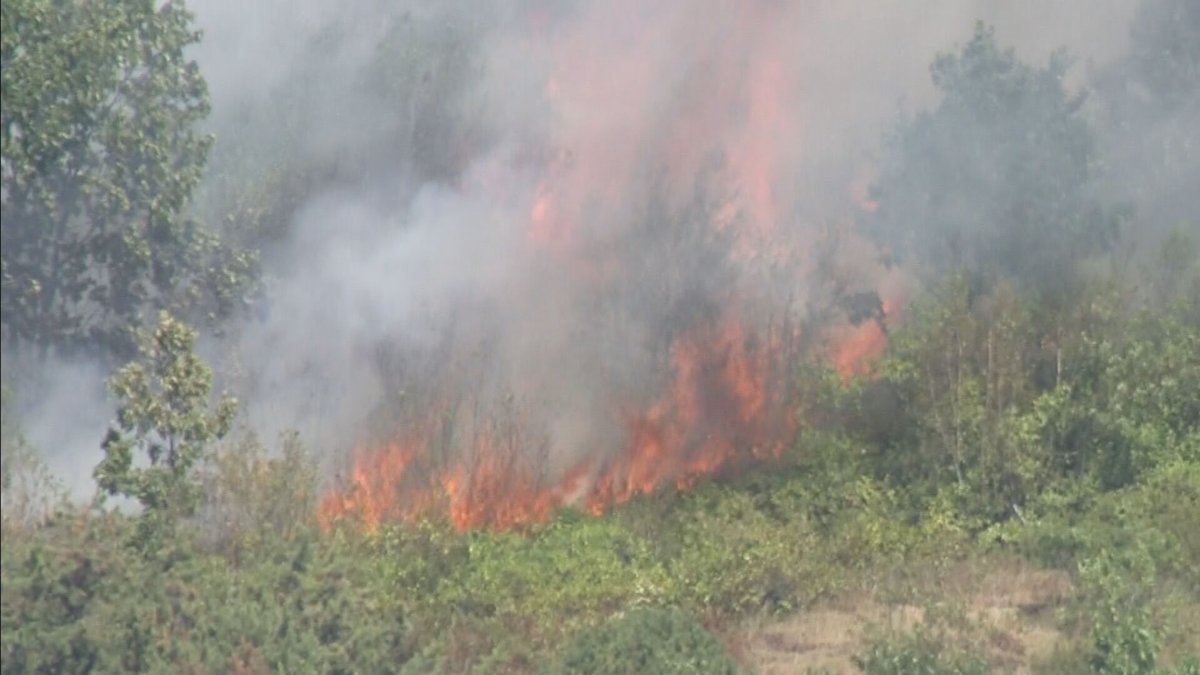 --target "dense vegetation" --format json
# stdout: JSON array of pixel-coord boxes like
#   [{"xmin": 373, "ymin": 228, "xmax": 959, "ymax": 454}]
[{"xmin": 3, "ymin": 0, "xmax": 1198, "ymax": 673}]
